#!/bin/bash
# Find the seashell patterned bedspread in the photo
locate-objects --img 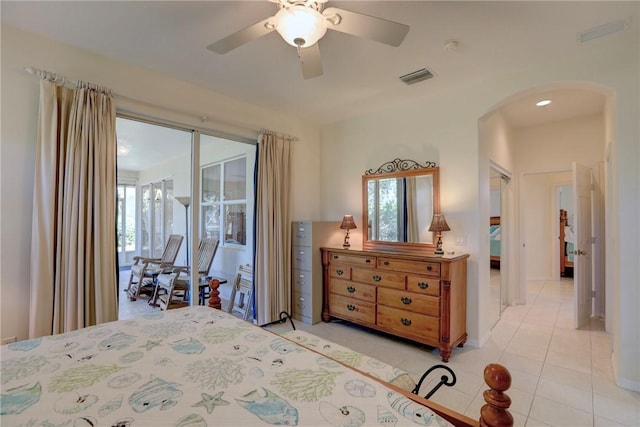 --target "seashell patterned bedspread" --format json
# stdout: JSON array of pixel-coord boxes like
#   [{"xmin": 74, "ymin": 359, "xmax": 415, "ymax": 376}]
[{"xmin": 1, "ymin": 306, "xmax": 451, "ymax": 426}]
